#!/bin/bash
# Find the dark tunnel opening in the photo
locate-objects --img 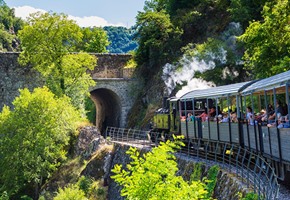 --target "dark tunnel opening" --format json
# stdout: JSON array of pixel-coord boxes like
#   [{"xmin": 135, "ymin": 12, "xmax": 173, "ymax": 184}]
[{"xmin": 90, "ymin": 88, "xmax": 121, "ymax": 134}]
